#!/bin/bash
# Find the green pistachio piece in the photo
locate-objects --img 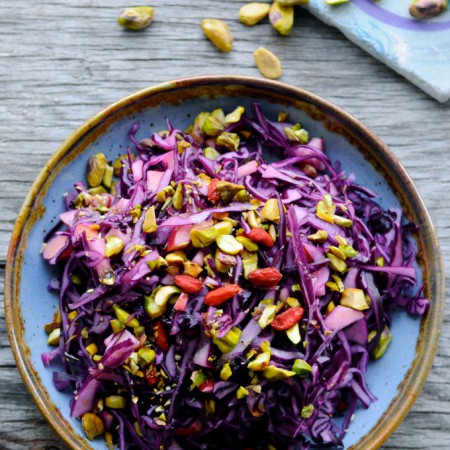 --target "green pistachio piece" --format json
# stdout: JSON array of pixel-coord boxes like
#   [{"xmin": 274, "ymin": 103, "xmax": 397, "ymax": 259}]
[
  {"xmin": 292, "ymin": 359, "xmax": 313, "ymax": 377},
  {"xmin": 202, "ymin": 113, "xmax": 225, "ymax": 137},
  {"xmin": 333, "ymin": 215, "xmax": 353, "ymax": 227},
  {"xmin": 190, "ymin": 226, "xmax": 219, "ymax": 248},
  {"xmin": 203, "ymin": 146, "xmax": 221, "ymax": 160},
  {"xmin": 165, "ymin": 251, "xmax": 187, "ymax": 266},
  {"xmin": 329, "ymin": 245, "xmax": 347, "ymax": 261},
  {"xmin": 172, "ymin": 182, "xmax": 184, "ymax": 210},
  {"xmin": 234, "ymin": 189, "xmax": 250, "ymax": 202},
  {"xmin": 190, "ymin": 370, "xmax": 209, "ymax": 389},
  {"xmin": 301, "ymin": 404, "xmax": 315, "ymax": 419},
  {"xmin": 110, "ymin": 319, "xmax": 125, "ymax": 334},
  {"xmin": 213, "ymin": 220, "xmax": 234, "ymax": 235},
  {"xmin": 376, "ymin": 256, "xmax": 385, "ymax": 267},
  {"xmin": 340, "ymin": 288, "xmax": 369, "ymax": 311},
  {"xmin": 327, "ymin": 253, "xmax": 347, "ymax": 273},
  {"xmin": 105, "ymin": 236, "xmax": 124, "ymax": 257},
  {"xmin": 258, "ymin": 304, "xmax": 277, "ymax": 328},
  {"xmin": 87, "ymin": 153, "xmax": 107, "ymax": 188},
  {"xmin": 216, "ymin": 234, "xmax": 244, "ymax": 255},
  {"xmin": 262, "ymin": 365, "xmax": 296, "ymax": 381},
  {"xmin": 188, "ymin": 111, "xmax": 209, "ymax": 143},
  {"xmin": 369, "ymin": 326, "xmax": 392, "ymax": 359},
  {"xmin": 118, "ymin": 6, "xmax": 154, "ymax": 31},
  {"xmin": 216, "ymin": 132, "xmax": 240, "ymax": 151},
  {"xmin": 269, "ymin": 2, "xmax": 294, "ymax": 35},
  {"xmin": 155, "ymin": 285, "xmax": 181, "ymax": 306},
  {"xmin": 236, "ymin": 236, "xmax": 259, "ymax": 252},
  {"xmin": 242, "ymin": 250, "xmax": 259, "ymax": 279},
  {"xmin": 286, "ymin": 323, "xmax": 301, "ymax": 345},
  {"xmin": 217, "ymin": 180, "xmax": 245, "ymax": 203},
  {"xmin": 236, "ymin": 386, "xmax": 249, "ymax": 399},
  {"xmin": 47, "ymin": 327, "xmax": 60, "ymax": 346},
  {"xmin": 184, "ymin": 261, "xmax": 203, "ymax": 278},
  {"xmin": 409, "ymin": 0, "xmax": 447, "ymax": 20},
  {"xmin": 137, "ymin": 347, "xmax": 156, "ymax": 366},
  {"xmin": 201, "ymin": 19, "xmax": 233, "ymax": 52},
  {"xmin": 113, "ymin": 154, "xmax": 127, "ymax": 177},
  {"xmin": 156, "ymin": 186, "xmax": 175, "ymax": 203},
  {"xmin": 316, "ymin": 195, "xmax": 336, "ymax": 223},
  {"xmin": 224, "ymin": 106, "xmax": 245, "ymax": 124},
  {"xmin": 82, "ymin": 413, "xmax": 105, "ymax": 441},
  {"xmin": 105, "ymin": 395, "xmax": 126, "ymax": 409},
  {"xmin": 102, "ymin": 164, "xmax": 114, "ymax": 190},
  {"xmin": 144, "ymin": 291, "xmax": 167, "ymax": 319},
  {"xmin": 326, "ymin": 0, "xmax": 350, "ymax": 4},
  {"xmin": 248, "ymin": 351, "xmax": 271, "ymax": 371},
  {"xmin": 253, "ymin": 47, "xmax": 283, "ymax": 80},
  {"xmin": 261, "ymin": 198, "xmax": 281, "ymax": 223},
  {"xmin": 213, "ymin": 327, "xmax": 242, "ymax": 353},
  {"xmin": 220, "ymin": 362, "xmax": 232, "ymax": 380},
  {"xmin": 113, "ymin": 304, "xmax": 140, "ymax": 327},
  {"xmin": 278, "ymin": 111, "xmax": 289, "ymax": 122},
  {"xmin": 239, "ymin": 3, "xmax": 271, "ymax": 26},
  {"xmin": 142, "ymin": 206, "xmax": 158, "ymax": 234},
  {"xmin": 307, "ymin": 230, "xmax": 328, "ymax": 244}
]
